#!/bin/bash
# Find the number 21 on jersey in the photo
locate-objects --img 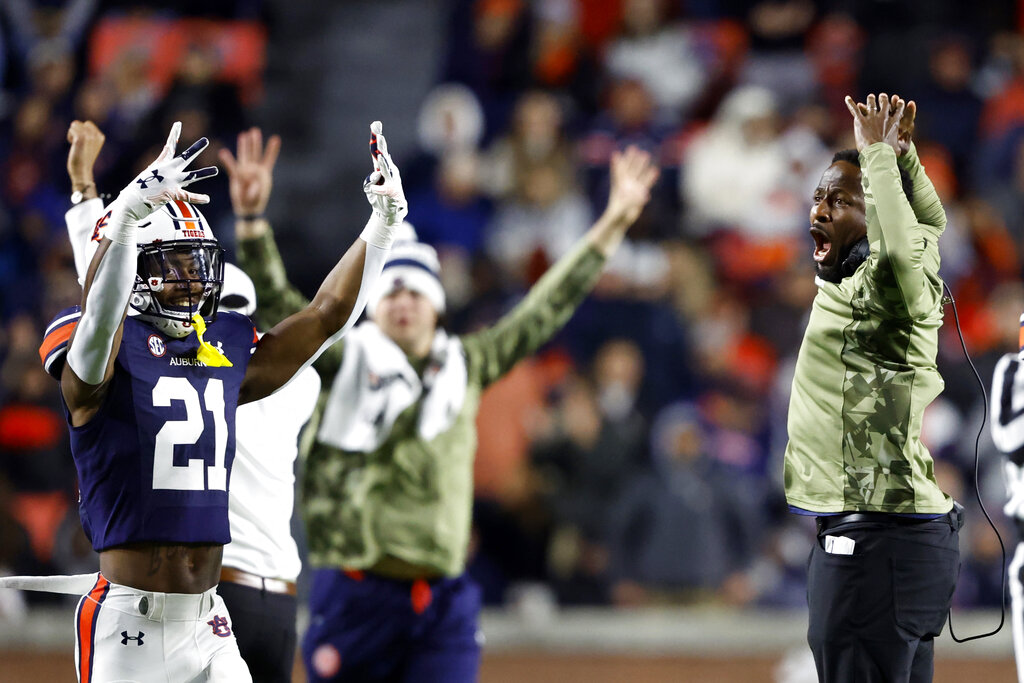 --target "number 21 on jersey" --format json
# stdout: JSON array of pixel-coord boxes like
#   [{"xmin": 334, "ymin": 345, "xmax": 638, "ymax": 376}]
[{"xmin": 152, "ymin": 376, "xmax": 228, "ymax": 491}]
